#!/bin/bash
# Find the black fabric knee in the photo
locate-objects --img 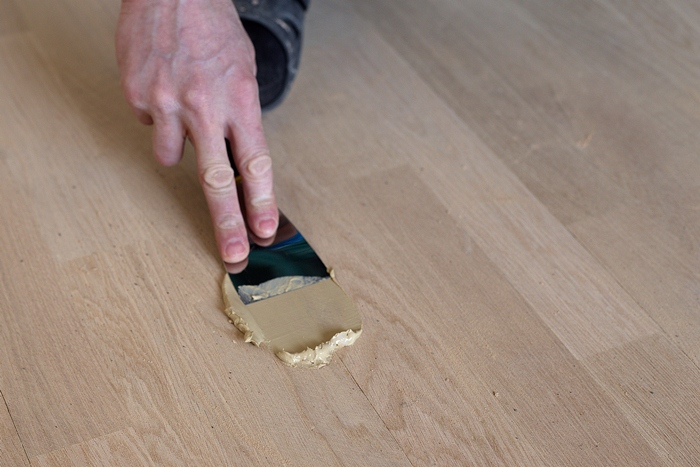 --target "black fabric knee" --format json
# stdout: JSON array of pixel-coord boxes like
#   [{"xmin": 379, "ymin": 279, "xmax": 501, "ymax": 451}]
[{"xmin": 233, "ymin": 0, "xmax": 309, "ymax": 111}]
